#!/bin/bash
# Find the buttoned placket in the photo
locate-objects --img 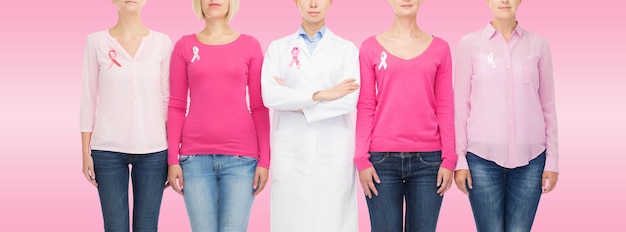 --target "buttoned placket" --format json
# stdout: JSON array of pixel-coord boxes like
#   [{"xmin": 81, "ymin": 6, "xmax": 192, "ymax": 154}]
[
  {"xmin": 111, "ymin": 39, "xmax": 140, "ymax": 105},
  {"xmin": 131, "ymin": 61, "xmax": 138, "ymax": 103},
  {"xmin": 503, "ymin": 33, "xmax": 518, "ymax": 167}
]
